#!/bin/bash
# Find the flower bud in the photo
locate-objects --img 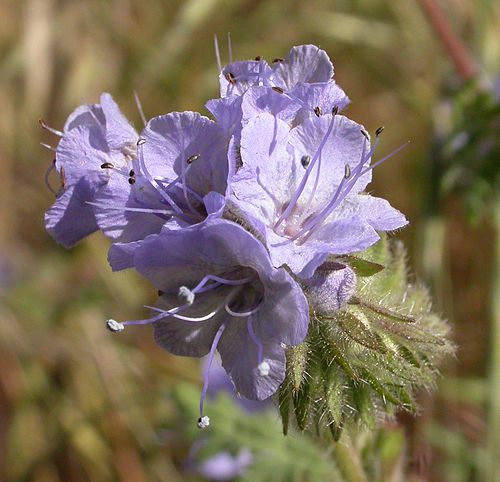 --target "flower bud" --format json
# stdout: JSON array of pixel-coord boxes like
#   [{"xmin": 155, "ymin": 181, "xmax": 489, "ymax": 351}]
[{"xmin": 302, "ymin": 262, "xmax": 356, "ymax": 314}]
